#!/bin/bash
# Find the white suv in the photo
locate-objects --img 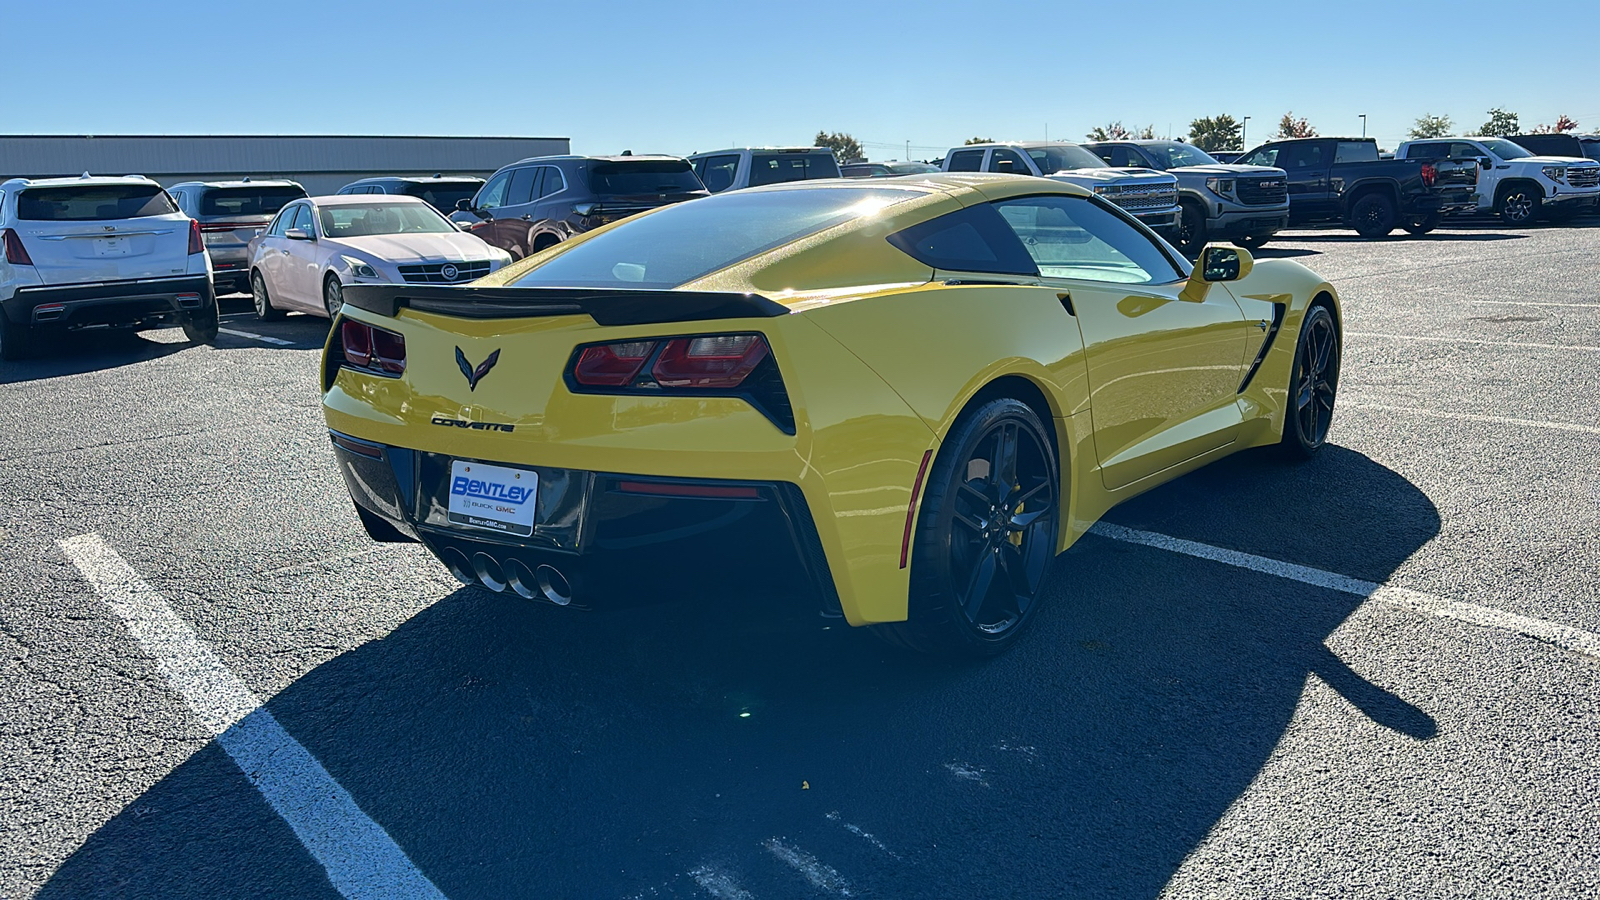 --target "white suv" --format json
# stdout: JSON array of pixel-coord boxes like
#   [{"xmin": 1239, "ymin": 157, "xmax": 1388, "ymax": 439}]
[
  {"xmin": 0, "ymin": 175, "xmax": 215, "ymax": 360},
  {"xmin": 1394, "ymin": 137, "xmax": 1600, "ymax": 225}
]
